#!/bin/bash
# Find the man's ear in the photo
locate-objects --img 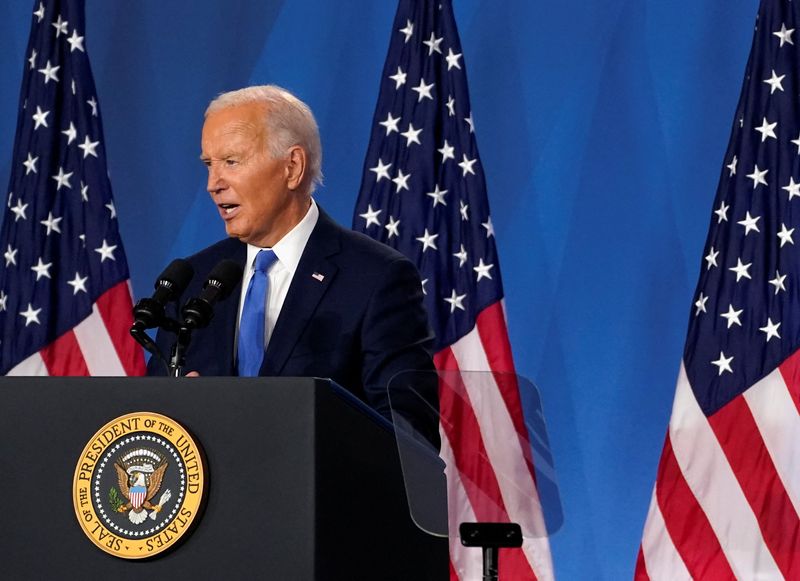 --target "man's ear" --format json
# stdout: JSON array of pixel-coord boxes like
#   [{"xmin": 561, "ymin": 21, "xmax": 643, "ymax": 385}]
[{"xmin": 286, "ymin": 145, "xmax": 307, "ymax": 190}]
